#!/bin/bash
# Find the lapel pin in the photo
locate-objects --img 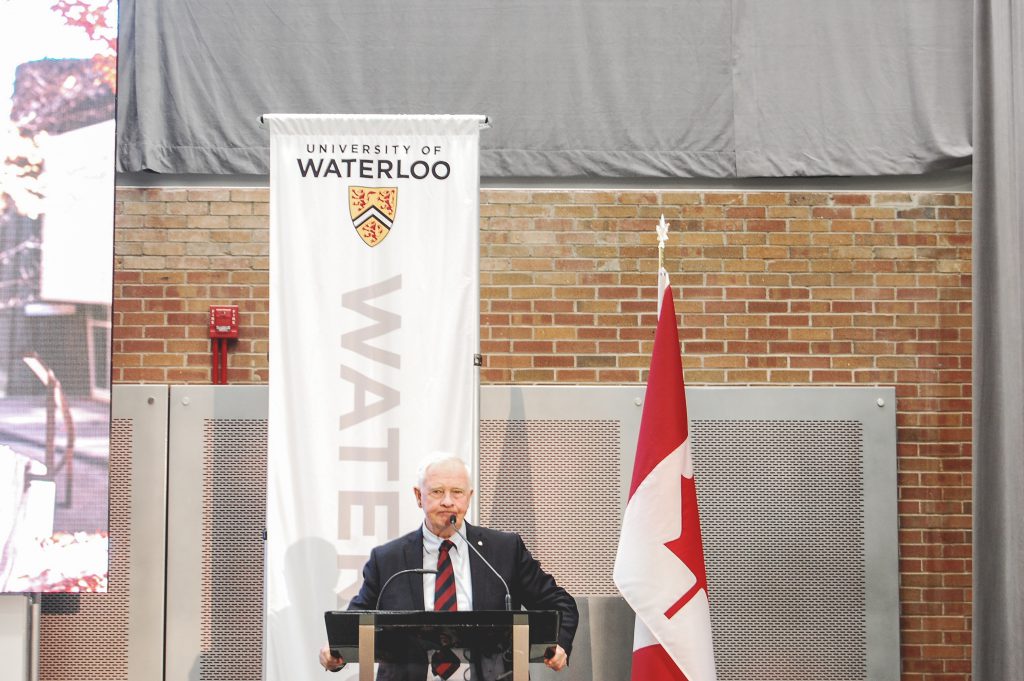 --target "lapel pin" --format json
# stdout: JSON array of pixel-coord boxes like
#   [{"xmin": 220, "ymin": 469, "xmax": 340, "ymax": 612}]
[{"xmin": 477, "ymin": 541, "xmax": 483, "ymax": 546}]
